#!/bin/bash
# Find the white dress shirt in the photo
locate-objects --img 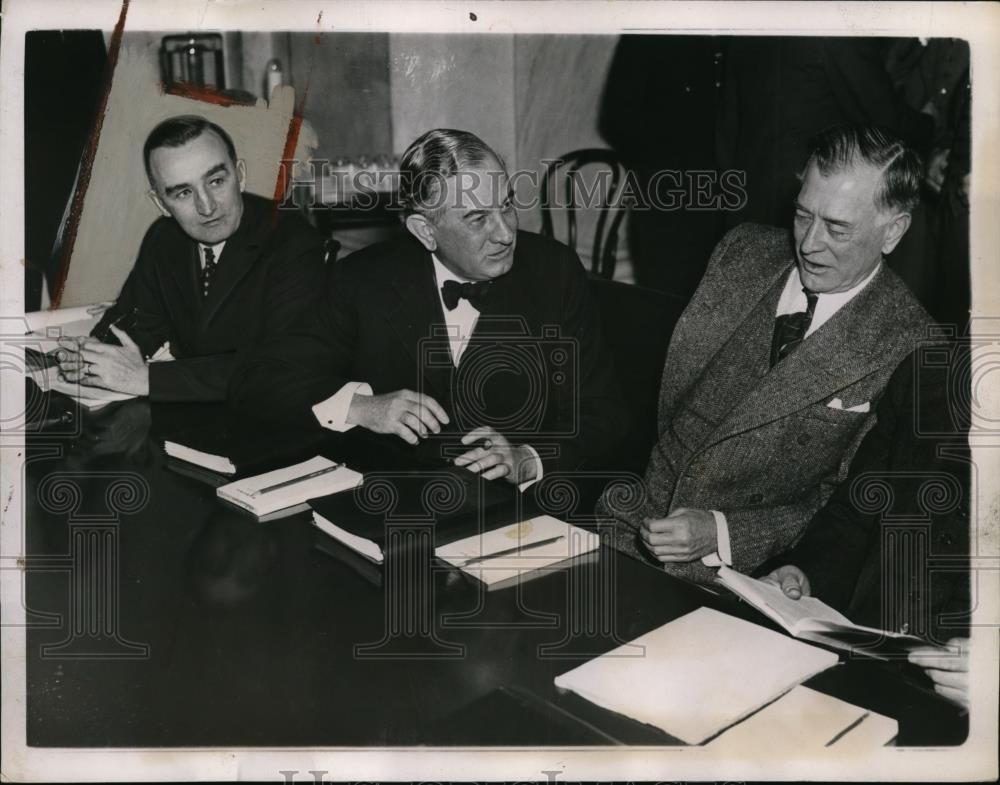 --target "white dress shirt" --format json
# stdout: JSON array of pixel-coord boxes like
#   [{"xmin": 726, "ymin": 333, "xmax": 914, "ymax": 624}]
[
  {"xmin": 702, "ymin": 261, "xmax": 882, "ymax": 568},
  {"xmin": 198, "ymin": 241, "xmax": 226, "ymax": 269}
]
